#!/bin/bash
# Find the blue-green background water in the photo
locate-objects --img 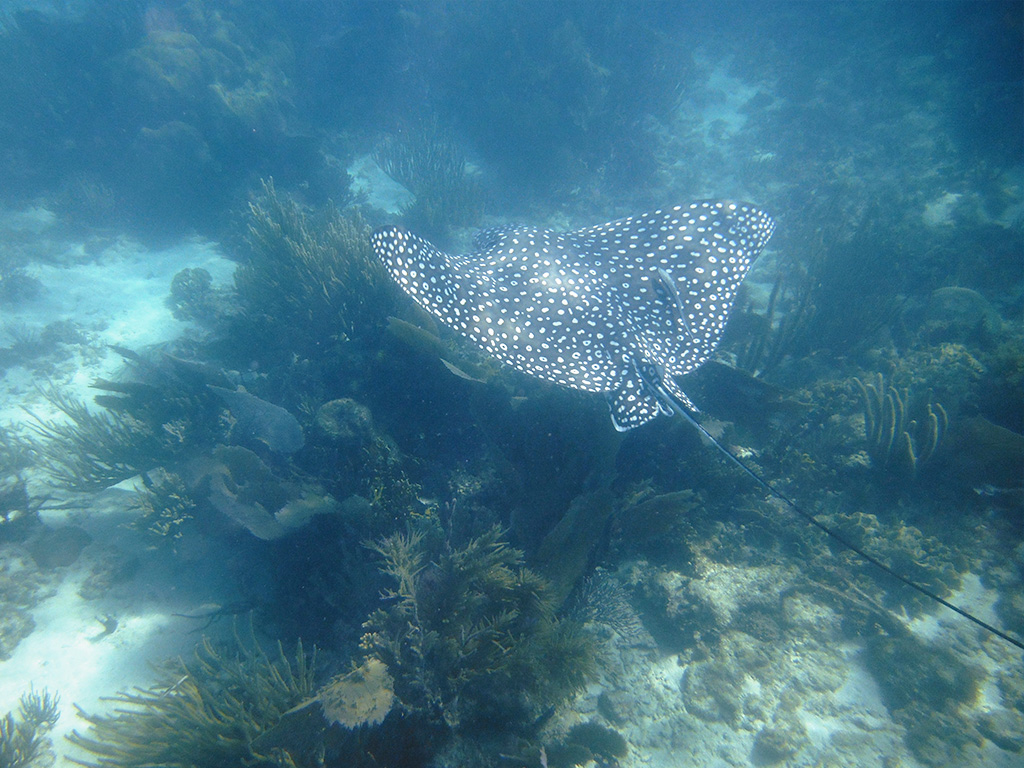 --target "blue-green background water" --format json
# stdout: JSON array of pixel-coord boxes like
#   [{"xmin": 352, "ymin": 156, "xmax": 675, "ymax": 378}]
[{"xmin": 0, "ymin": 2, "xmax": 1021, "ymax": 767}]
